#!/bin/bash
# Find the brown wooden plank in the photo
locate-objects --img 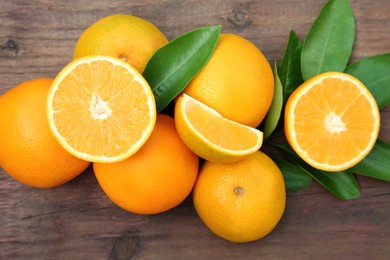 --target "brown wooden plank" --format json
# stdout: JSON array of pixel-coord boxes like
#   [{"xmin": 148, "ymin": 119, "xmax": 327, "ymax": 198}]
[{"xmin": 1, "ymin": 0, "xmax": 390, "ymax": 259}]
